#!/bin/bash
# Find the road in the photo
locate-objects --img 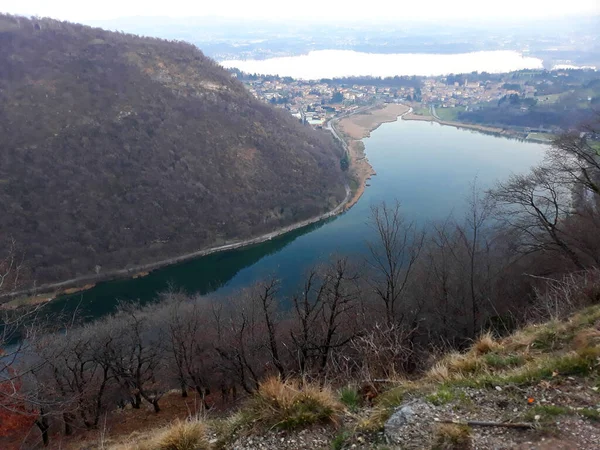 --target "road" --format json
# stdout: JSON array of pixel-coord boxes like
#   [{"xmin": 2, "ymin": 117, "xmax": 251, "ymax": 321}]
[
  {"xmin": 325, "ymin": 104, "xmax": 376, "ymax": 152},
  {"xmin": 325, "ymin": 119, "xmax": 347, "ymax": 151}
]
